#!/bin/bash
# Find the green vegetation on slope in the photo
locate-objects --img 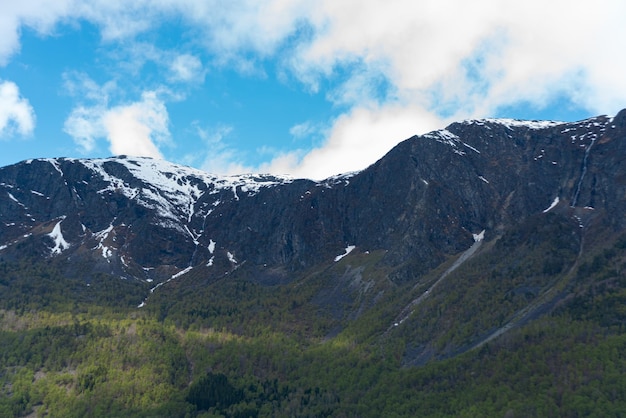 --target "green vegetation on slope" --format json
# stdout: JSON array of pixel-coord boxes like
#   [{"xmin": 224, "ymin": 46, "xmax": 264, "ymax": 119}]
[{"xmin": 2, "ymin": 215, "xmax": 626, "ymax": 416}]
